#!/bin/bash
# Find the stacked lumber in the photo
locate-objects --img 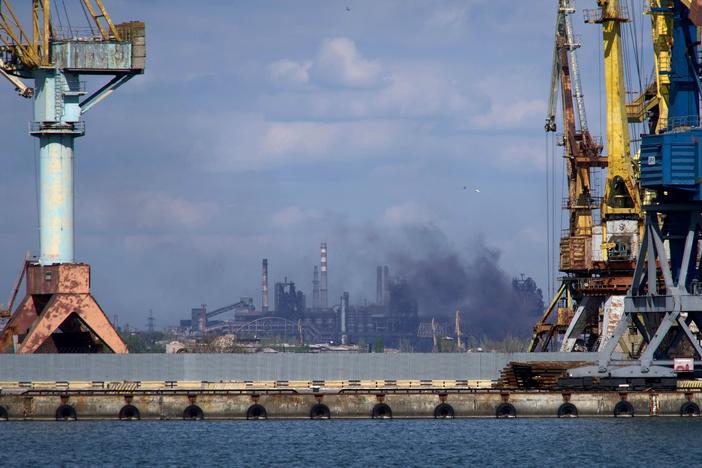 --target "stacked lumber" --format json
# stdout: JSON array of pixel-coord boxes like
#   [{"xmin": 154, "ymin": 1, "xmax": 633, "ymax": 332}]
[{"xmin": 496, "ymin": 361, "xmax": 586, "ymax": 389}]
